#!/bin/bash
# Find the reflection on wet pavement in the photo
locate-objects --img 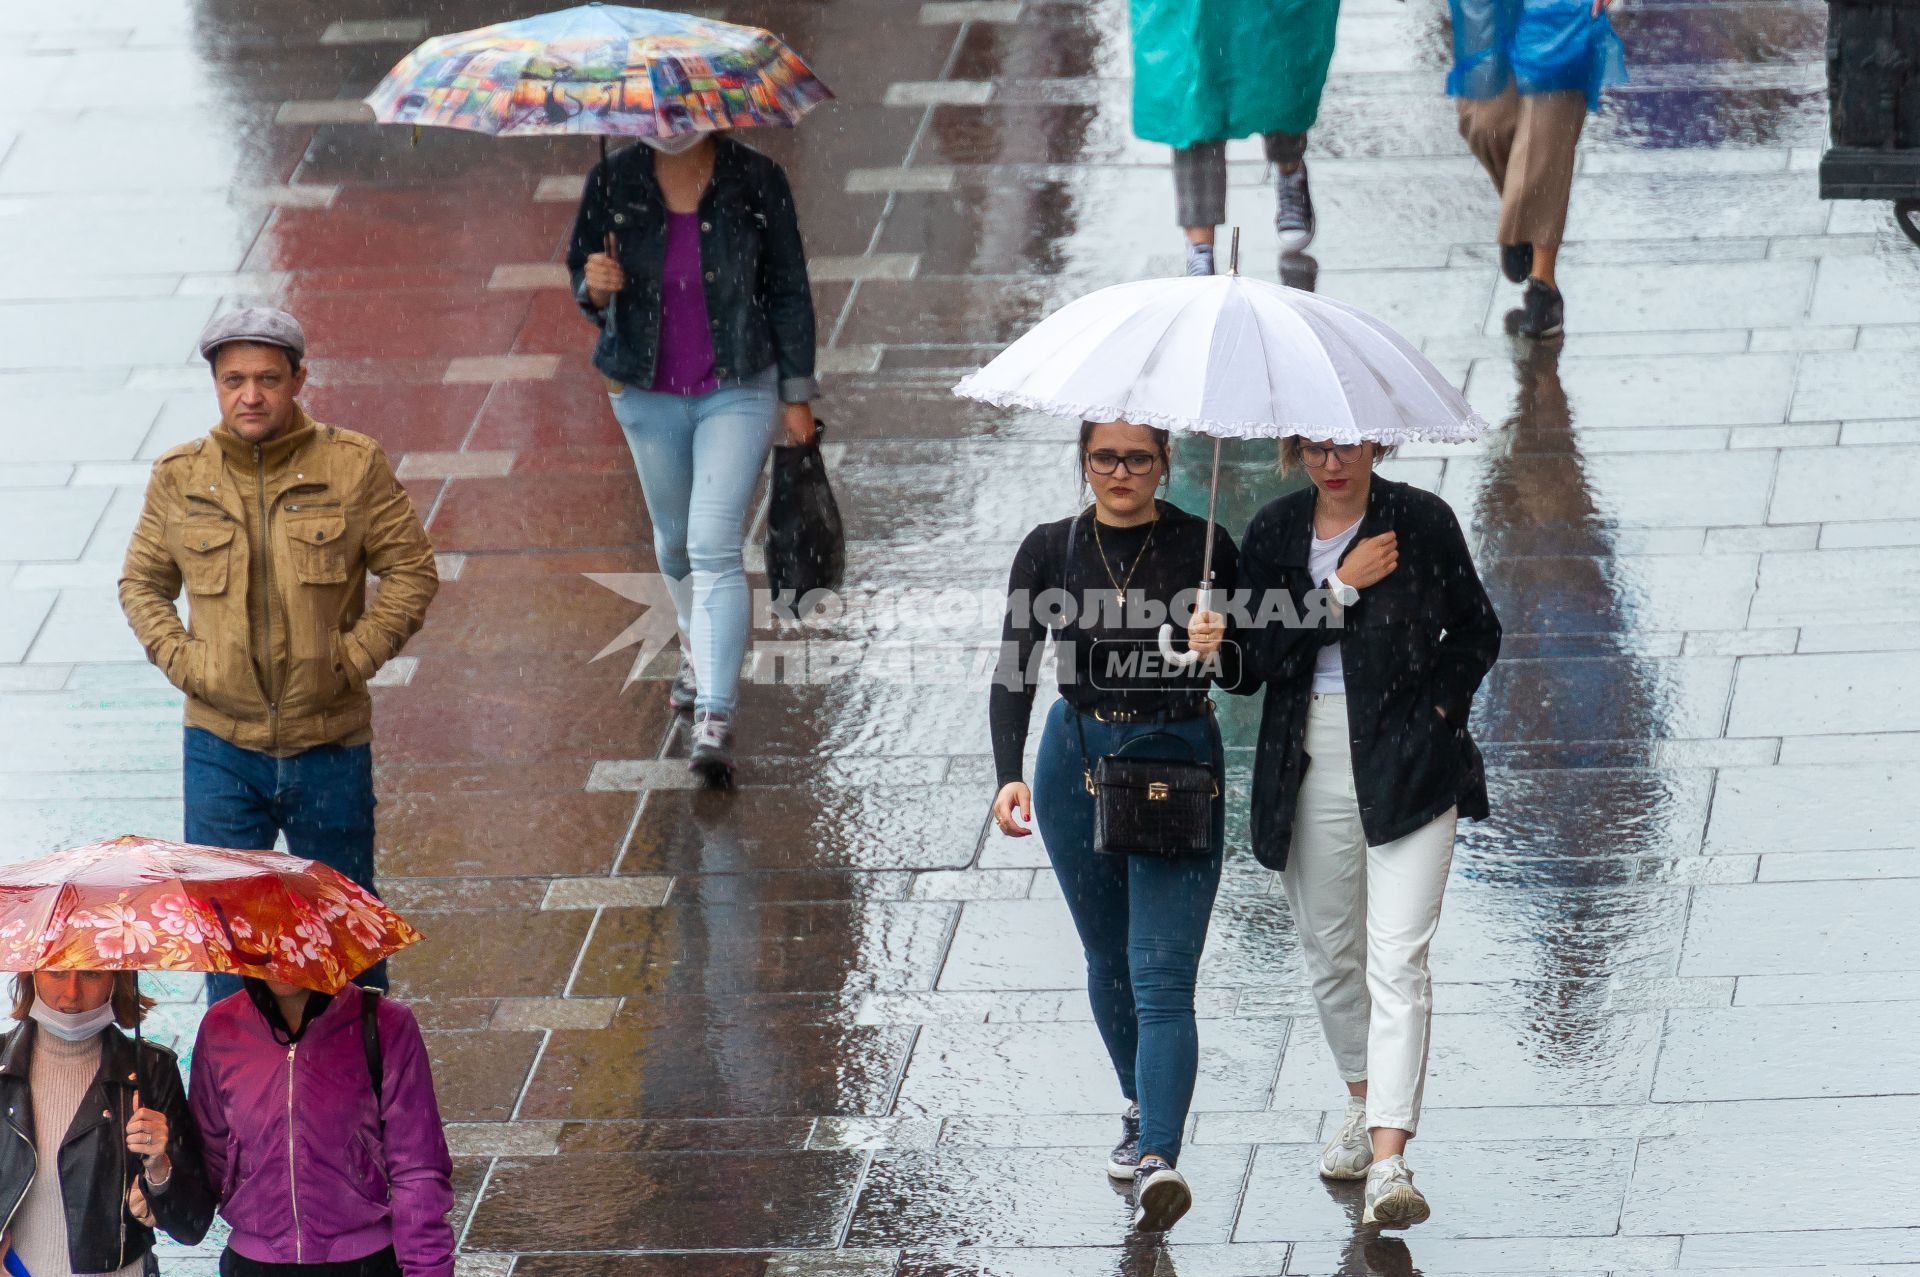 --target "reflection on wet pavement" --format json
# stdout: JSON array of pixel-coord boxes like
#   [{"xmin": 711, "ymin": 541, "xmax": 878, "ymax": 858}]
[{"xmin": 4, "ymin": 0, "xmax": 1920, "ymax": 1270}]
